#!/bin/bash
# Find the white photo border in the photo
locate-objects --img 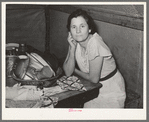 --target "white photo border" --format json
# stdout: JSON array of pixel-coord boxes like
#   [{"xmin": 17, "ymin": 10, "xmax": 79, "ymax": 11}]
[{"xmin": 1, "ymin": 1, "xmax": 147, "ymax": 120}]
